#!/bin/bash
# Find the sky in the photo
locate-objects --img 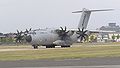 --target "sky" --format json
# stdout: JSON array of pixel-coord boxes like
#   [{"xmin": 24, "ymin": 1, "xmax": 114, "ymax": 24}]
[{"xmin": 0, "ymin": 0, "xmax": 120, "ymax": 33}]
